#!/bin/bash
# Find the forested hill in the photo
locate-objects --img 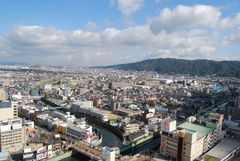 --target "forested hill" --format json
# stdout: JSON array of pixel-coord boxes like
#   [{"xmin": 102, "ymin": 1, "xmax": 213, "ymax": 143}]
[{"xmin": 106, "ymin": 58, "xmax": 240, "ymax": 77}]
